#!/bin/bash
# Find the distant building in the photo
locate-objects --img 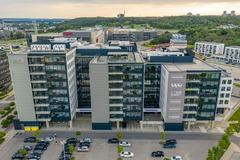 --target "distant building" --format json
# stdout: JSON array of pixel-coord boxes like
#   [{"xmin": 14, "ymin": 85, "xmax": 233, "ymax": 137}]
[
  {"xmin": 194, "ymin": 42, "xmax": 225, "ymax": 58},
  {"xmin": 231, "ymin": 10, "xmax": 236, "ymax": 16},
  {"xmin": 107, "ymin": 28, "xmax": 157, "ymax": 42},
  {"xmin": 169, "ymin": 34, "xmax": 188, "ymax": 49},
  {"xmin": 224, "ymin": 46, "xmax": 240, "ymax": 64},
  {"xmin": 63, "ymin": 28, "xmax": 105, "ymax": 44},
  {"xmin": 0, "ymin": 49, "xmax": 11, "ymax": 92},
  {"xmin": 187, "ymin": 12, "xmax": 193, "ymax": 16},
  {"xmin": 222, "ymin": 10, "xmax": 236, "ymax": 17}
]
